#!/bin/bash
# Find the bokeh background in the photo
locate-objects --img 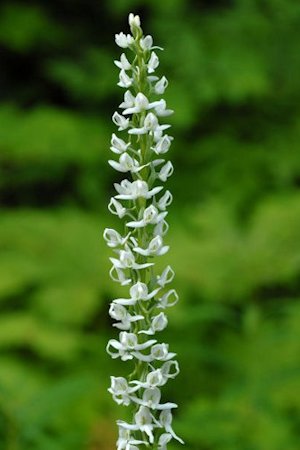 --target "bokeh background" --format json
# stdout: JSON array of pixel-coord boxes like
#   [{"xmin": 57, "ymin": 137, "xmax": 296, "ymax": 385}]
[{"xmin": 1, "ymin": 0, "xmax": 300, "ymax": 449}]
